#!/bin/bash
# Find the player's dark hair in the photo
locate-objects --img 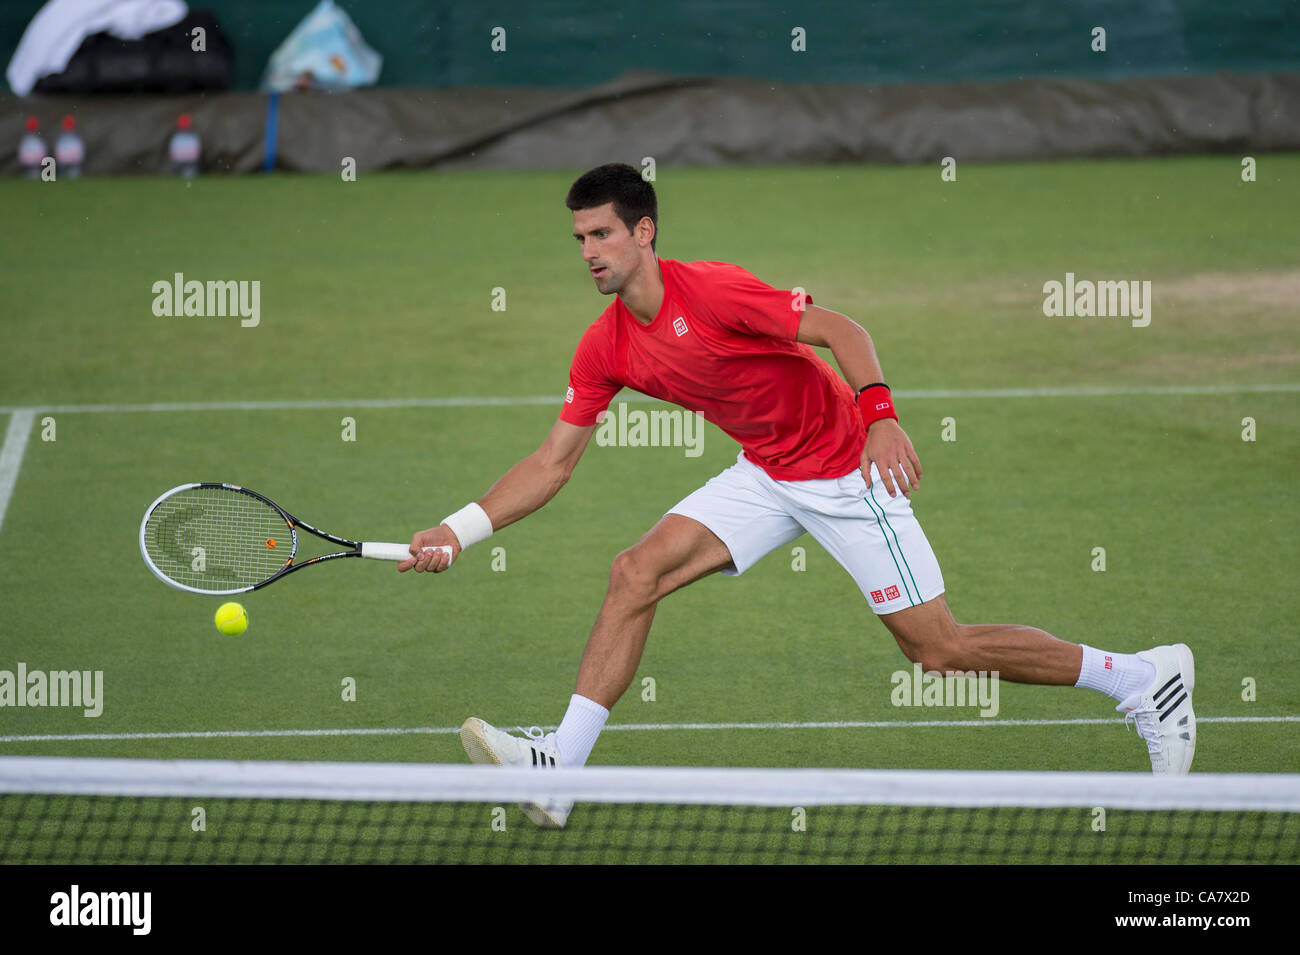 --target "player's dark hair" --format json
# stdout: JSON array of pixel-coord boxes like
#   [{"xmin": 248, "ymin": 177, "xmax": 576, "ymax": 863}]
[{"xmin": 566, "ymin": 163, "xmax": 658, "ymax": 251}]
